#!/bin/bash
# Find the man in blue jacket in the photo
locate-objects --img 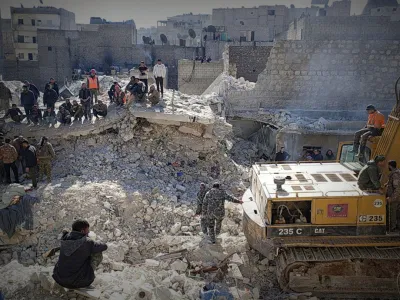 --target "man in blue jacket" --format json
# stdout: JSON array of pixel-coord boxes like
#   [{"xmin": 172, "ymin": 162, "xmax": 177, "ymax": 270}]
[{"xmin": 20, "ymin": 85, "xmax": 36, "ymax": 125}]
